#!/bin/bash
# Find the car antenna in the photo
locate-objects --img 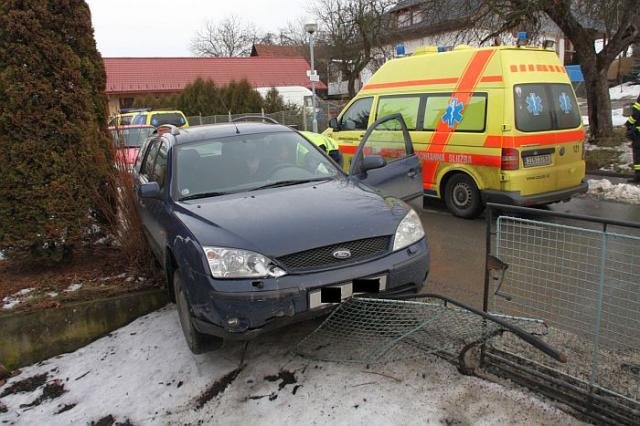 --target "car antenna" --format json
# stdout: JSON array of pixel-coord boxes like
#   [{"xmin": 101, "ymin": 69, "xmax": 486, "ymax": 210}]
[{"xmin": 219, "ymin": 96, "xmax": 240, "ymax": 134}]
